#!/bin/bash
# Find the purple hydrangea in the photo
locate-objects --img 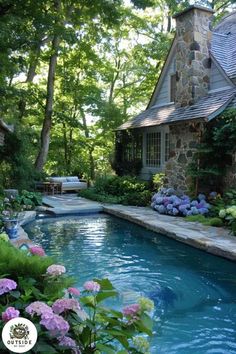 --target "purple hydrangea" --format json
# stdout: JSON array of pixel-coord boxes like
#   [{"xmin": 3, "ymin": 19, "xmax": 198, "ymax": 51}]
[
  {"xmin": 46, "ymin": 264, "xmax": 66, "ymax": 276},
  {"xmin": 40, "ymin": 313, "xmax": 70, "ymax": 336},
  {"xmin": 123, "ymin": 304, "xmax": 141, "ymax": 317},
  {"xmin": 83, "ymin": 281, "xmax": 100, "ymax": 292},
  {"xmin": 2, "ymin": 307, "xmax": 20, "ymax": 322},
  {"xmin": 25, "ymin": 301, "xmax": 53, "ymax": 317},
  {"xmin": 58, "ymin": 336, "xmax": 77, "ymax": 348},
  {"xmin": 0, "ymin": 278, "xmax": 17, "ymax": 295},
  {"xmin": 52, "ymin": 298, "xmax": 80, "ymax": 314}
]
